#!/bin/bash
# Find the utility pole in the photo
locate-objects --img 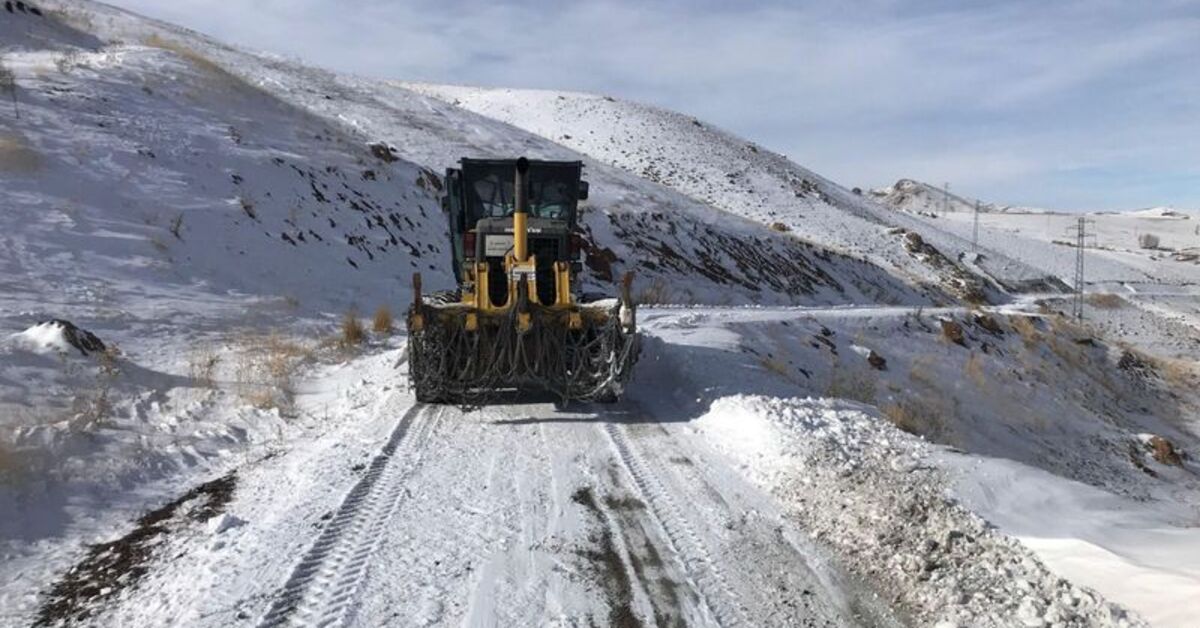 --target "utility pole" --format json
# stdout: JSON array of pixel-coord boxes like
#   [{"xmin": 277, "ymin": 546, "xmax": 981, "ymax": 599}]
[
  {"xmin": 1066, "ymin": 217, "xmax": 1096, "ymax": 321},
  {"xmin": 972, "ymin": 200, "xmax": 980, "ymax": 253},
  {"xmin": 943, "ymin": 182, "xmax": 950, "ymax": 216}
]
